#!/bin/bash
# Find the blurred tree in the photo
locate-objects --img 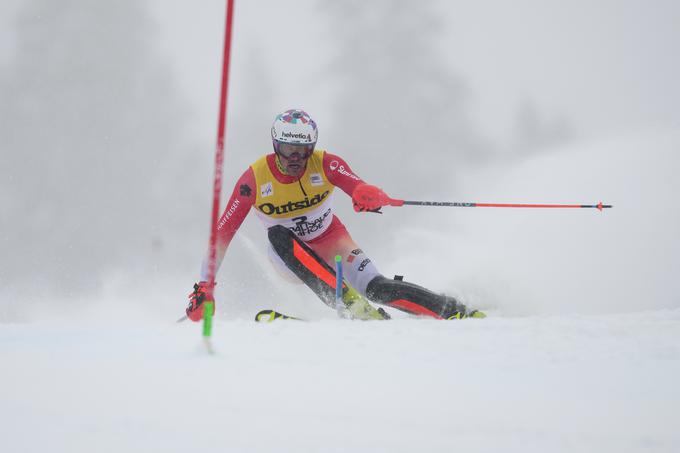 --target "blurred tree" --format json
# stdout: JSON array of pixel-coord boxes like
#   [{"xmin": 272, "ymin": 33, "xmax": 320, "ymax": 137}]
[
  {"xmin": 321, "ymin": 0, "xmax": 488, "ymax": 188},
  {"xmin": 514, "ymin": 100, "xmax": 573, "ymax": 154},
  {"xmin": 317, "ymin": 0, "xmax": 494, "ymax": 253},
  {"xmin": 0, "ymin": 0, "xmax": 198, "ymax": 303}
]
